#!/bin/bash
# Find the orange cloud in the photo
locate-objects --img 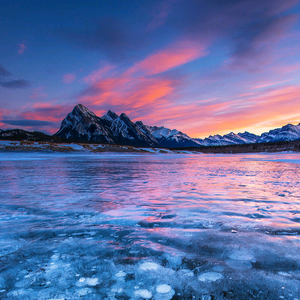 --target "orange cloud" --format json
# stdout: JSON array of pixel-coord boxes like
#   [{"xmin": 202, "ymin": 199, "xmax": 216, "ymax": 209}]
[
  {"xmin": 80, "ymin": 39, "xmax": 205, "ymax": 116},
  {"xmin": 77, "ymin": 38, "xmax": 300, "ymax": 140},
  {"xmin": 179, "ymin": 85, "xmax": 300, "ymax": 137},
  {"xmin": 130, "ymin": 40, "xmax": 206, "ymax": 75}
]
